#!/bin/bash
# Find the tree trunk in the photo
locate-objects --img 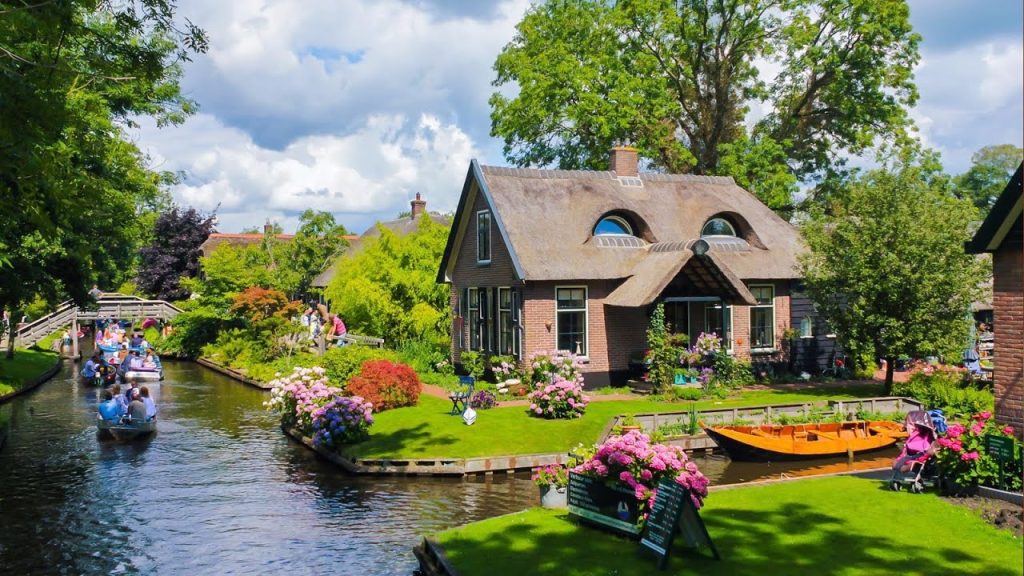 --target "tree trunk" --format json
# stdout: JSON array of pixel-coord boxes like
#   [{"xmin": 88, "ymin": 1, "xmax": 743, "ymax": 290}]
[
  {"xmin": 883, "ymin": 356, "xmax": 895, "ymax": 395},
  {"xmin": 5, "ymin": 322, "xmax": 15, "ymax": 359}
]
